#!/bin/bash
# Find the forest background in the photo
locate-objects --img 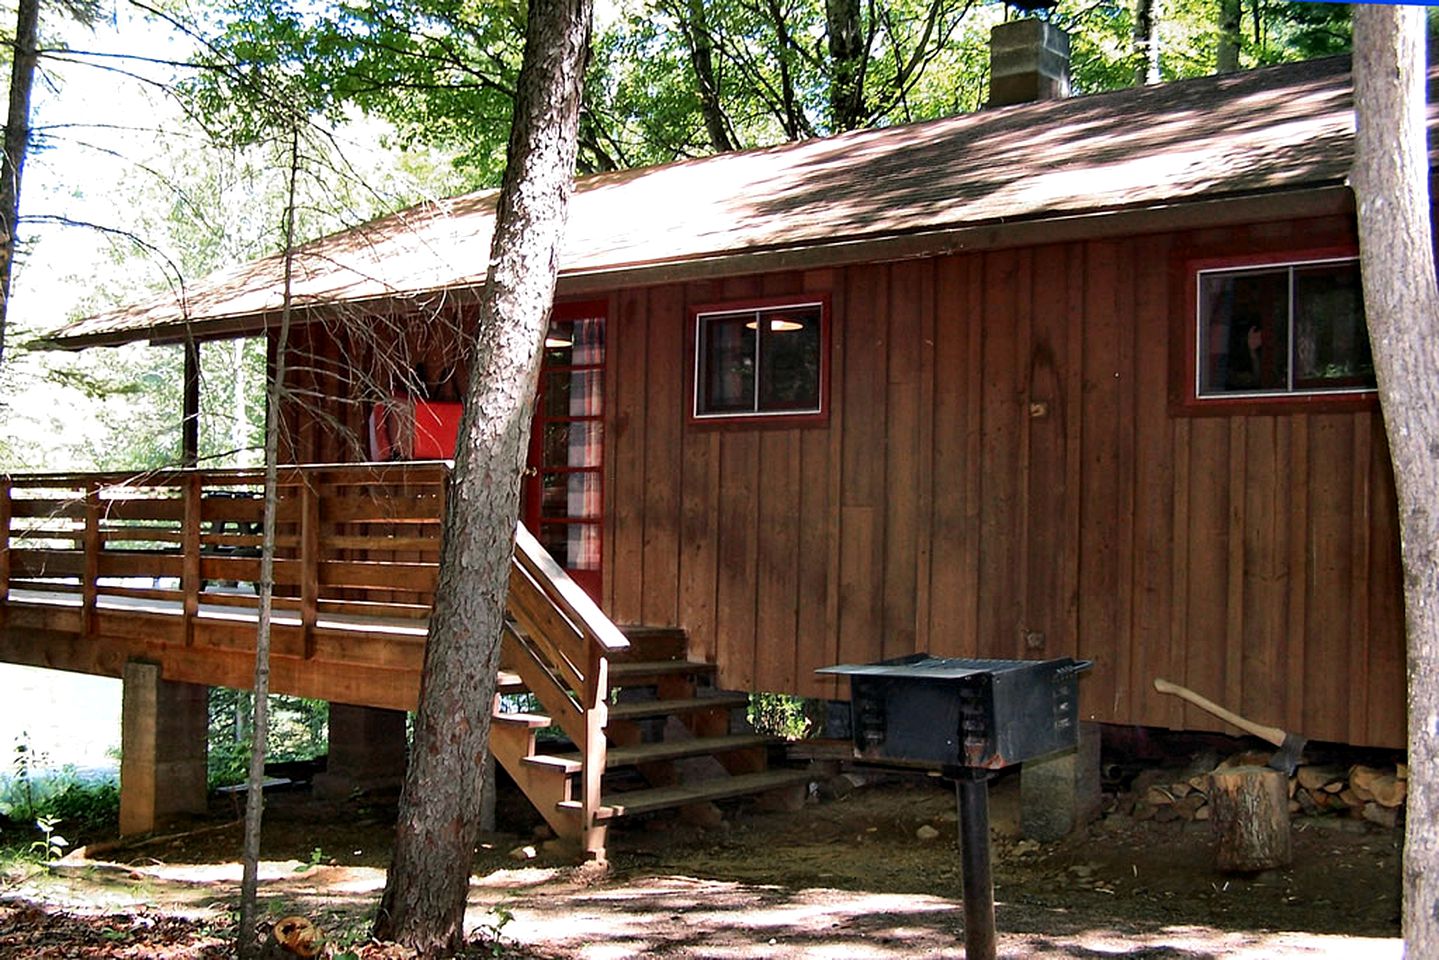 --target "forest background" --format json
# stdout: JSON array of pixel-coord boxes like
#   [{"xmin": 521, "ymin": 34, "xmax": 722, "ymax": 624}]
[{"xmin": 0, "ymin": 0, "xmax": 1382, "ymax": 810}]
